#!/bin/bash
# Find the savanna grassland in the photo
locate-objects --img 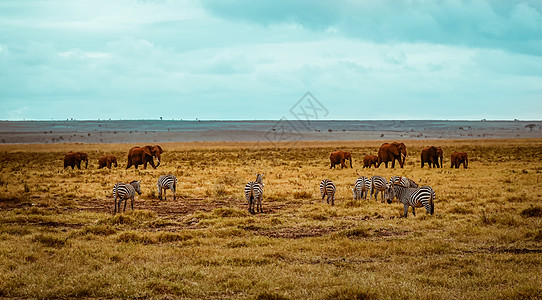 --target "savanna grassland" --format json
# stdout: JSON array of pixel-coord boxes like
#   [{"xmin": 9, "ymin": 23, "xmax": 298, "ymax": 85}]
[{"xmin": 0, "ymin": 139, "xmax": 541, "ymax": 299}]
